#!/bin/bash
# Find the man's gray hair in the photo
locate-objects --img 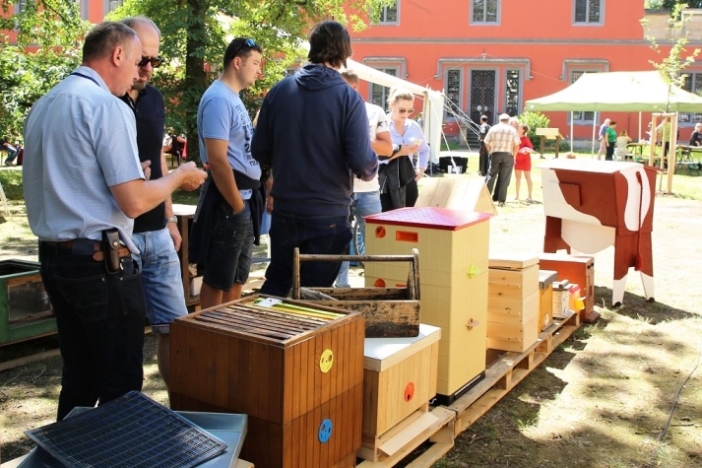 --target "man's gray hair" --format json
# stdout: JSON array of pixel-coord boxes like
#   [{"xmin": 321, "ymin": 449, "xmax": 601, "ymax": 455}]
[{"xmin": 120, "ymin": 16, "xmax": 161, "ymax": 38}]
